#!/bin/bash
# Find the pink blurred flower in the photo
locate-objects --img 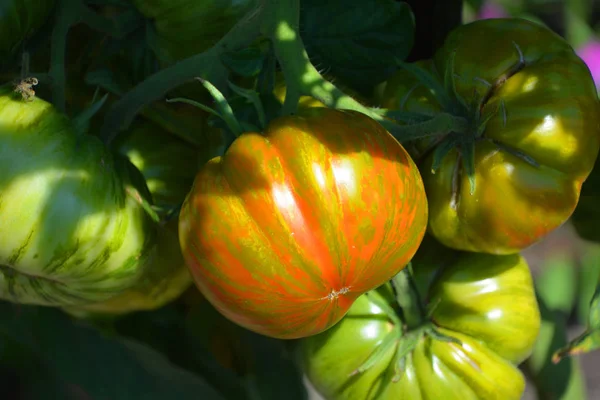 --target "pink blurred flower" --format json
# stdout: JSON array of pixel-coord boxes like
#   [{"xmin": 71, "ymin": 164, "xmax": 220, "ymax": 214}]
[
  {"xmin": 477, "ymin": 2, "xmax": 509, "ymax": 20},
  {"xmin": 577, "ymin": 40, "xmax": 600, "ymax": 86}
]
